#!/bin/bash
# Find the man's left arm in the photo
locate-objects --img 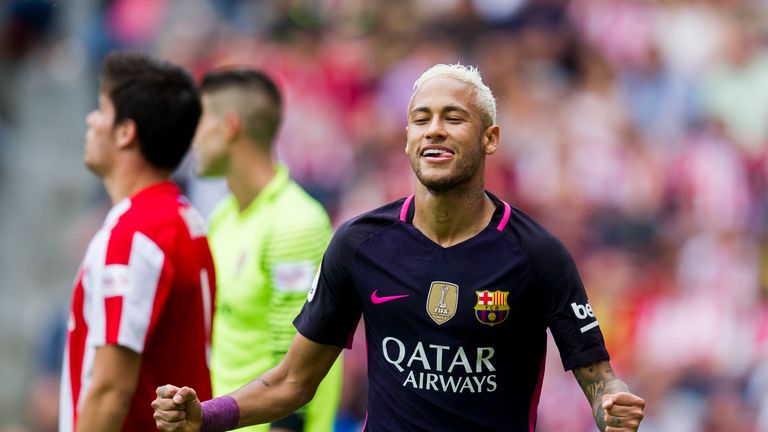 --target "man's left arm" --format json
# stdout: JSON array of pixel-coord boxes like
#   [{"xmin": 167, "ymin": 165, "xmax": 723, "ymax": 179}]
[
  {"xmin": 76, "ymin": 344, "xmax": 141, "ymax": 432},
  {"xmin": 572, "ymin": 360, "xmax": 645, "ymax": 432}
]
